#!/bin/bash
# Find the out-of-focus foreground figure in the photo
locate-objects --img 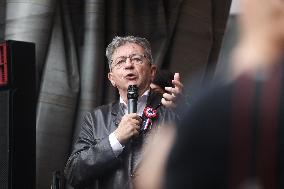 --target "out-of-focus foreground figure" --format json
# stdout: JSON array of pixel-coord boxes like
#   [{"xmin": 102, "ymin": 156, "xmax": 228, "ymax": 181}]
[
  {"xmin": 134, "ymin": 125, "xmax": 175, "ymax": 189},
  {"xmin": 165, "ymin": 0, "xmax": 284, "ymax": 189}
]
